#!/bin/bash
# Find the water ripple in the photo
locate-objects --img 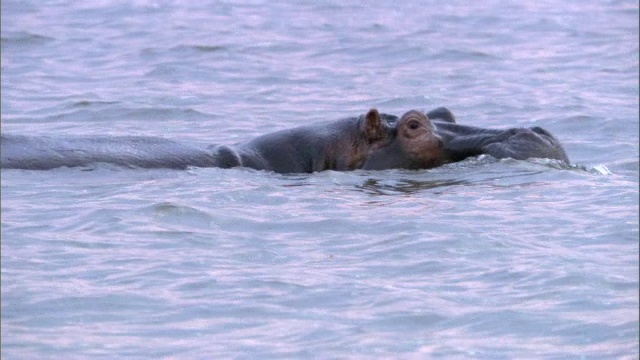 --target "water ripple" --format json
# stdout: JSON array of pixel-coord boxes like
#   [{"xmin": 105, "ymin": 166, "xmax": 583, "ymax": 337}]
[{"xmin": 1, "ymin": 0, "xmax": 638, "ymax": 358}]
